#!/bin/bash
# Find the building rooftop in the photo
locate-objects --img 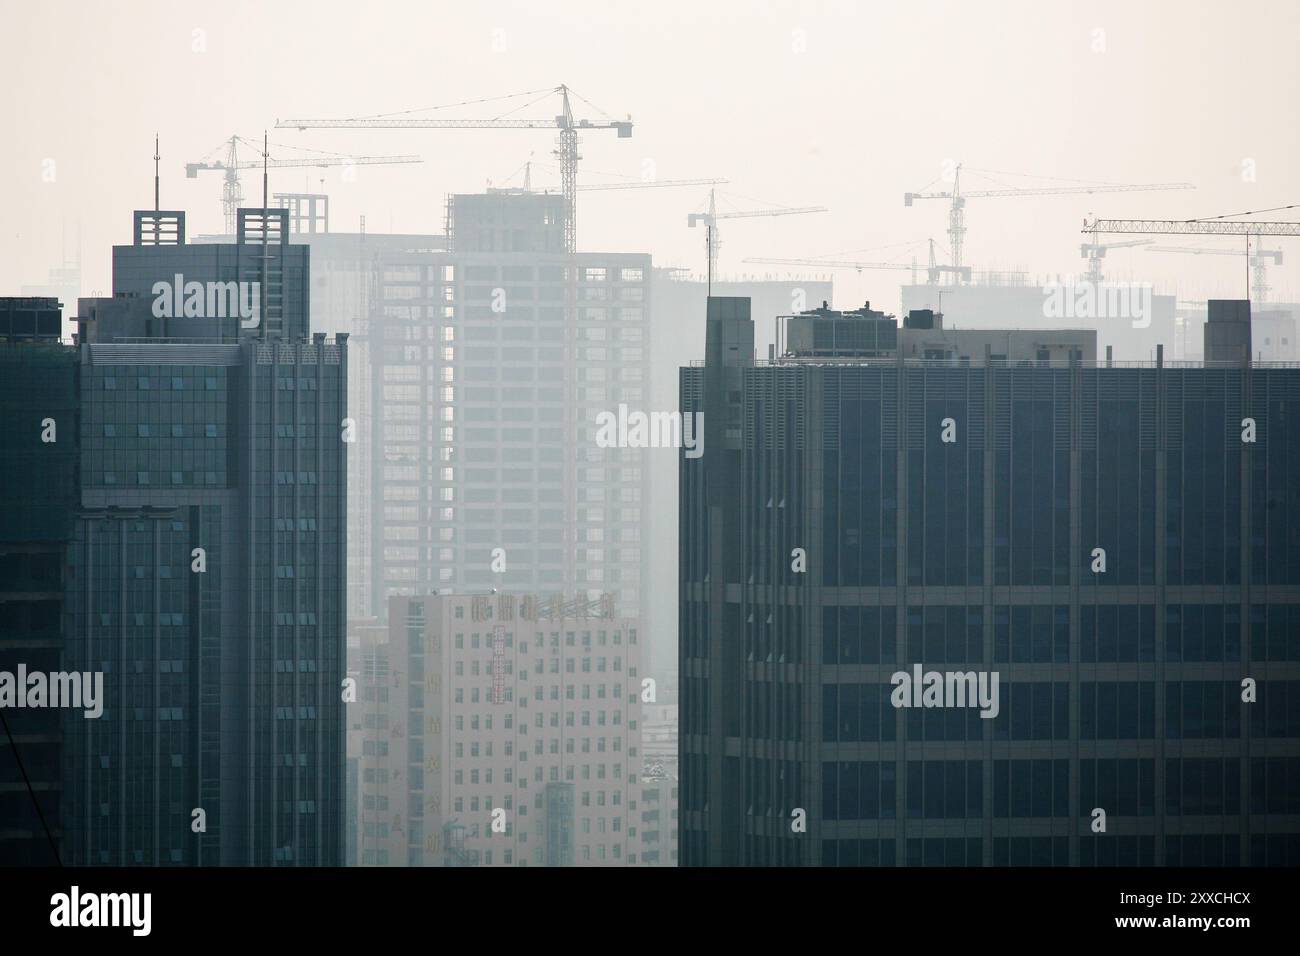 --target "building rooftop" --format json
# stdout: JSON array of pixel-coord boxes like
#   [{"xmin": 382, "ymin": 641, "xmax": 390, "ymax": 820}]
[{"xmin": 691, "ymin": 297, "xmax": 1298, "ymax": 369}]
